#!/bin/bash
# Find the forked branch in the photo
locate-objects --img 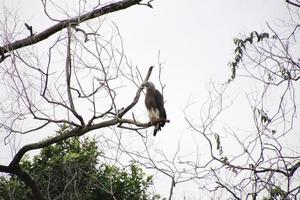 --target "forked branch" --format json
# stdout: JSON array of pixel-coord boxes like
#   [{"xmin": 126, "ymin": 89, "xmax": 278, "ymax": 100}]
[{"xmin": 0, "ymin": 0, "xmax": 144, "ymax": 58}]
